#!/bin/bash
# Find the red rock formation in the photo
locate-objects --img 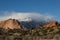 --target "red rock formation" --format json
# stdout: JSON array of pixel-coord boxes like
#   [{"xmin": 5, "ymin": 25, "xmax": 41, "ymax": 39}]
[
  {"xmin": 0, "ymin": 19, "xmax": 25, "ymax": 30},
  {"xmin": 44, "ymin": 21, "xmax": 58, "ymax": 28}
]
